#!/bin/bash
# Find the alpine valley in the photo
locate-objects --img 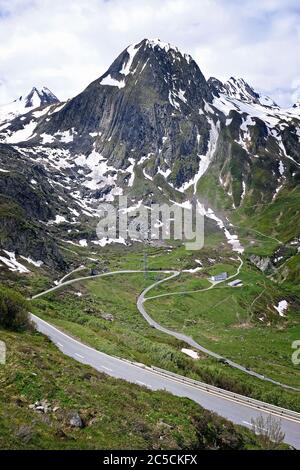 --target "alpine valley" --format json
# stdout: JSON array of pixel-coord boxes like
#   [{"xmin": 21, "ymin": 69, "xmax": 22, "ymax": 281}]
[{"xmin": 0, "ymin": 39, "xmax": 299, "ymax": 451}]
